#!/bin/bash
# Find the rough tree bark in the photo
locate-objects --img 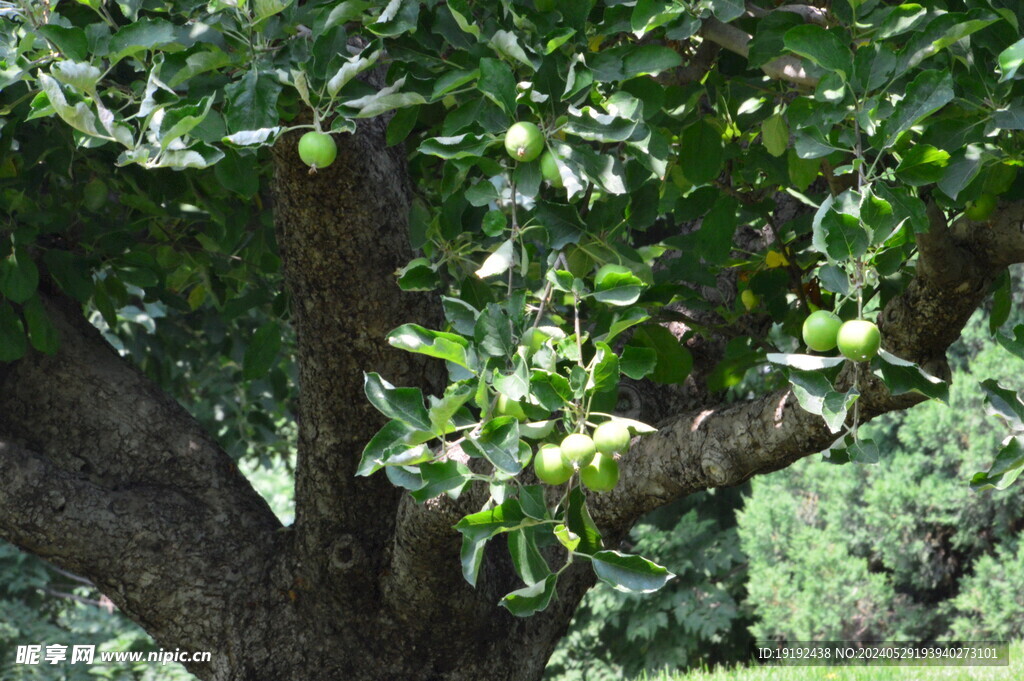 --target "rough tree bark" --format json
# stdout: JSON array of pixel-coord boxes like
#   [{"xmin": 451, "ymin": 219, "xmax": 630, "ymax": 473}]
[{"xmin": 5, "ymin": 23, "xmax": 1024, "ymax": 681}]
